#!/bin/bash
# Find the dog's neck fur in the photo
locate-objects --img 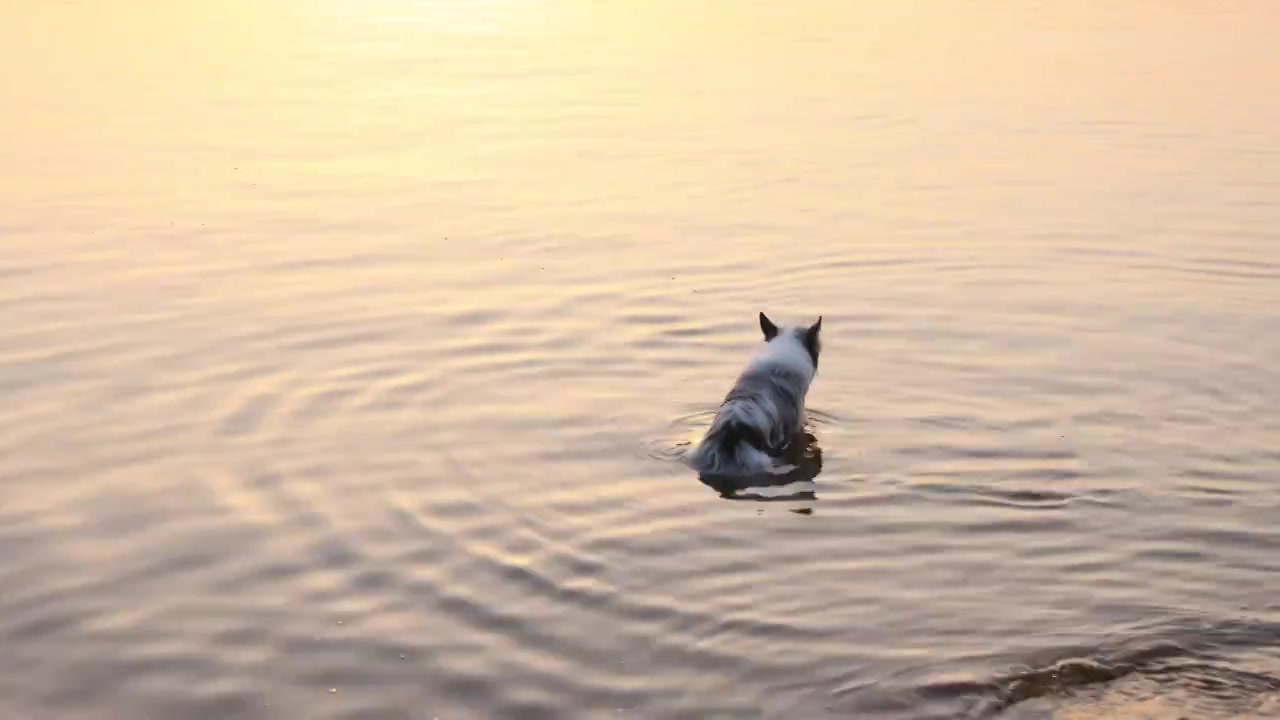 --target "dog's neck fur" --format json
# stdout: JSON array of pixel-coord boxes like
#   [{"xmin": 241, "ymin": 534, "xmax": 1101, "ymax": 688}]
[{"xmin": 749, "ymin": 328, "xmax": 817, "ymax": 385}]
